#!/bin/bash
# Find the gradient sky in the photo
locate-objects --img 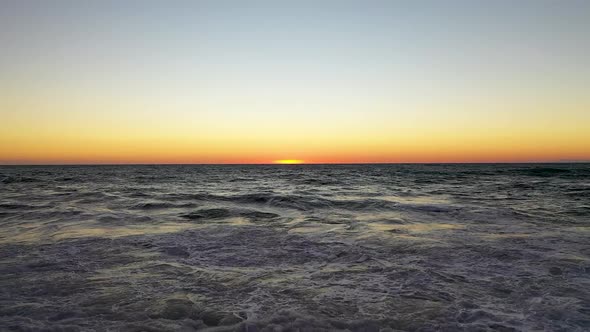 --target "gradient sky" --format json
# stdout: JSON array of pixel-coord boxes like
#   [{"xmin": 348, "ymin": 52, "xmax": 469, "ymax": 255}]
[{"xmin": 1, "ymin": 0, "xmax": 589, "ymax": 164}]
